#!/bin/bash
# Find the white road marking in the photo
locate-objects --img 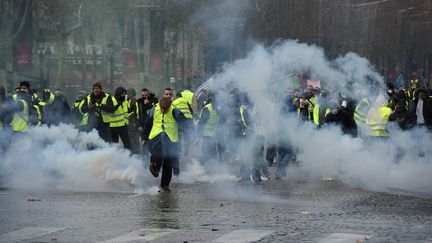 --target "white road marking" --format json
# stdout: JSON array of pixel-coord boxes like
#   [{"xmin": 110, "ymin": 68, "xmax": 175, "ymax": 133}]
[
  {"xmin": 101, "ymin": 228, "xmax": 177, "ymax": 242},
  {"xmin": 128, "ymin": 193, "xmax": 144, "ymax": 198},
  {"xmin": 319, "ymin": 233, "xmax": 372, "ymax": 243},
  {"xmin": 213, "ymin": 229, "xmax": 275, "ymax": 243},
  {"xmin": 0, "ymin": 227, "xmax": 67, "ymax": 242}
]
